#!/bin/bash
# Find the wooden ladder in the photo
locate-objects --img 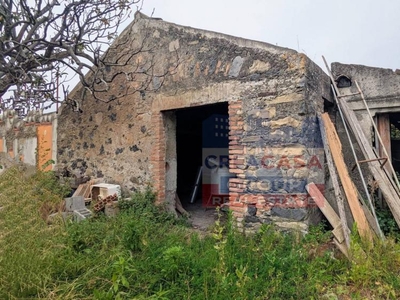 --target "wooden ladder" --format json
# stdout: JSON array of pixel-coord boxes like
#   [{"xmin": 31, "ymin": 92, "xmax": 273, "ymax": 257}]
[{"xmin": 322, "ymin": 56, "xmax": 400, "ymax": 230}]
